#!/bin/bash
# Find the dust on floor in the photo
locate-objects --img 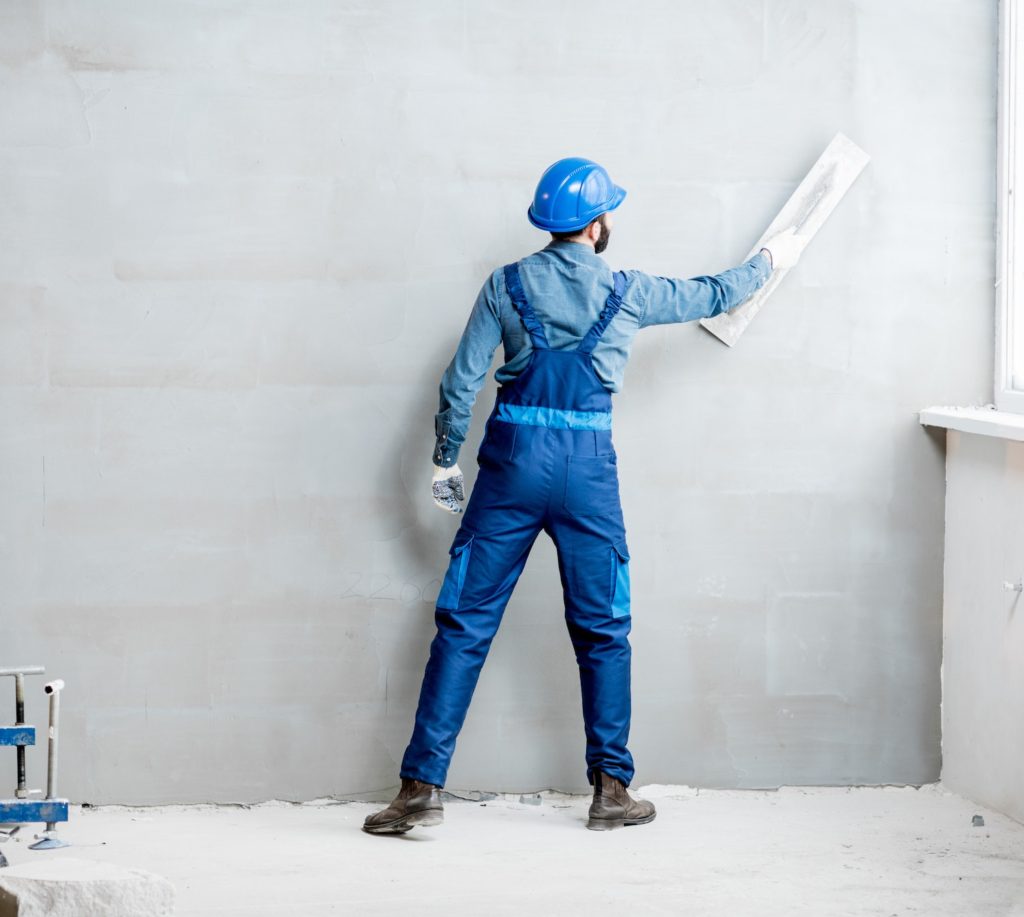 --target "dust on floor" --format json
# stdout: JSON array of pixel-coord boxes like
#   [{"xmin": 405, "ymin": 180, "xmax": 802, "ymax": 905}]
[{"xmin": 1, "ymin": 783, "xmax": 1022, "ymax": 916}]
